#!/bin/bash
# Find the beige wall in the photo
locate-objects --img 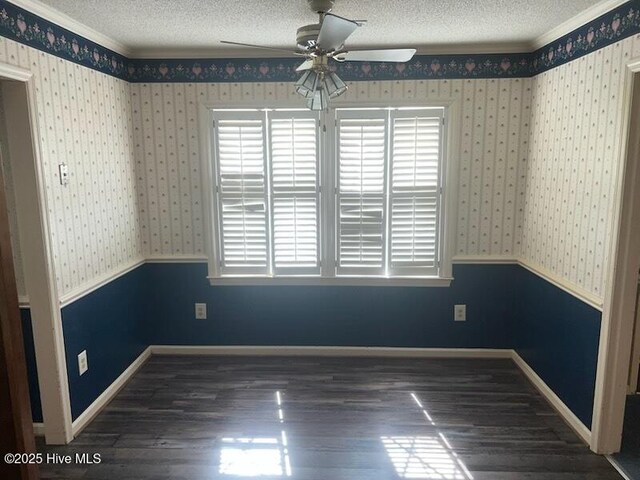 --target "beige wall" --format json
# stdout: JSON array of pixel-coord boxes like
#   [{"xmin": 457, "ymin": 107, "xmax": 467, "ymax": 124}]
[
  {"xmin": 0, "ymin": 36, "xmax": 143, "ymax": 299},
  {"xmin": 130, "ymin": 77, "xmax": 532, "ymax": 259},
  {"xmin": 2, "ymin": 25, "xmax": 637, "ymax": 305},
  {"xmin": 522, "ymin": 34, "xmax": 640, "ymax": 301}
]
